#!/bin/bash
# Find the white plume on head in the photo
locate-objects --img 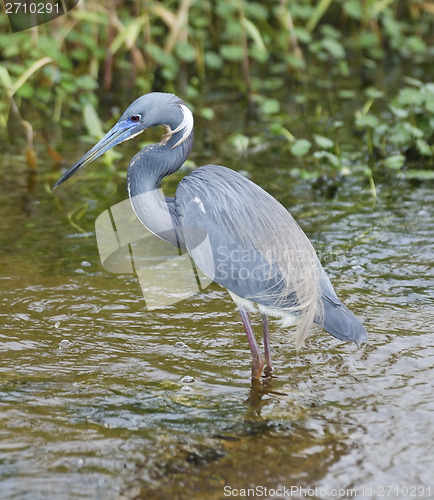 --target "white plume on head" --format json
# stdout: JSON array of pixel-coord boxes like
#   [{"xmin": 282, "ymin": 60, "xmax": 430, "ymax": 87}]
[{"xmin": 171, "ymin": 104, "xmax": 194, "ymax": 148}]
